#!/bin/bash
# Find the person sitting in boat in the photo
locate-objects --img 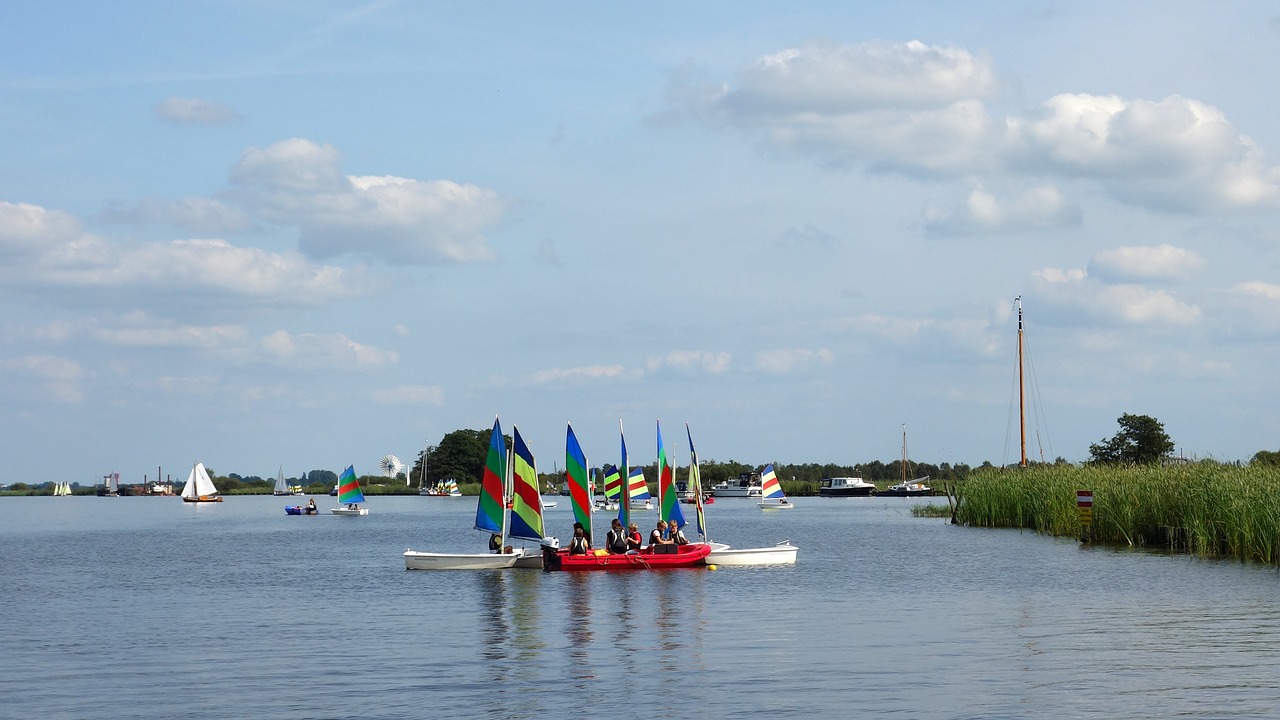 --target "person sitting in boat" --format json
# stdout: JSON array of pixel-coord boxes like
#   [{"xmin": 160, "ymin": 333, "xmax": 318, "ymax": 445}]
[
  {"xmin": 669, "ymin": 521, "xmax": 688, "ymax": 546},
  {"xmin": 627, "ymin": 523, "xmax": 642, "ymax": 553},
  {"xmin": 305, "ymin": 498, "xmax": 317, "ymax": 514},
  {"xmin": 649, "ymin": 520, "xmax": 676, "ymax": 553},
  {"xmin": 489, "ymin": 533, "xmax": 503, "ymax": 554},
  {"xmin": 606, "ymin": 519, "xmax": 628, "ymax": 554},
  {"xmin": 568, "ymin": 525, "xmax": 590, "ymax": 555}
]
